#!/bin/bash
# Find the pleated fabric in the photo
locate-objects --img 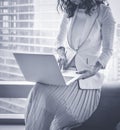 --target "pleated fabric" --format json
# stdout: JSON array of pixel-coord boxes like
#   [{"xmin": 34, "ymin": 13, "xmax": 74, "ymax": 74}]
[{"xmin": 25, "ymin": 81, "xmax": 101, "ymax": 130}]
